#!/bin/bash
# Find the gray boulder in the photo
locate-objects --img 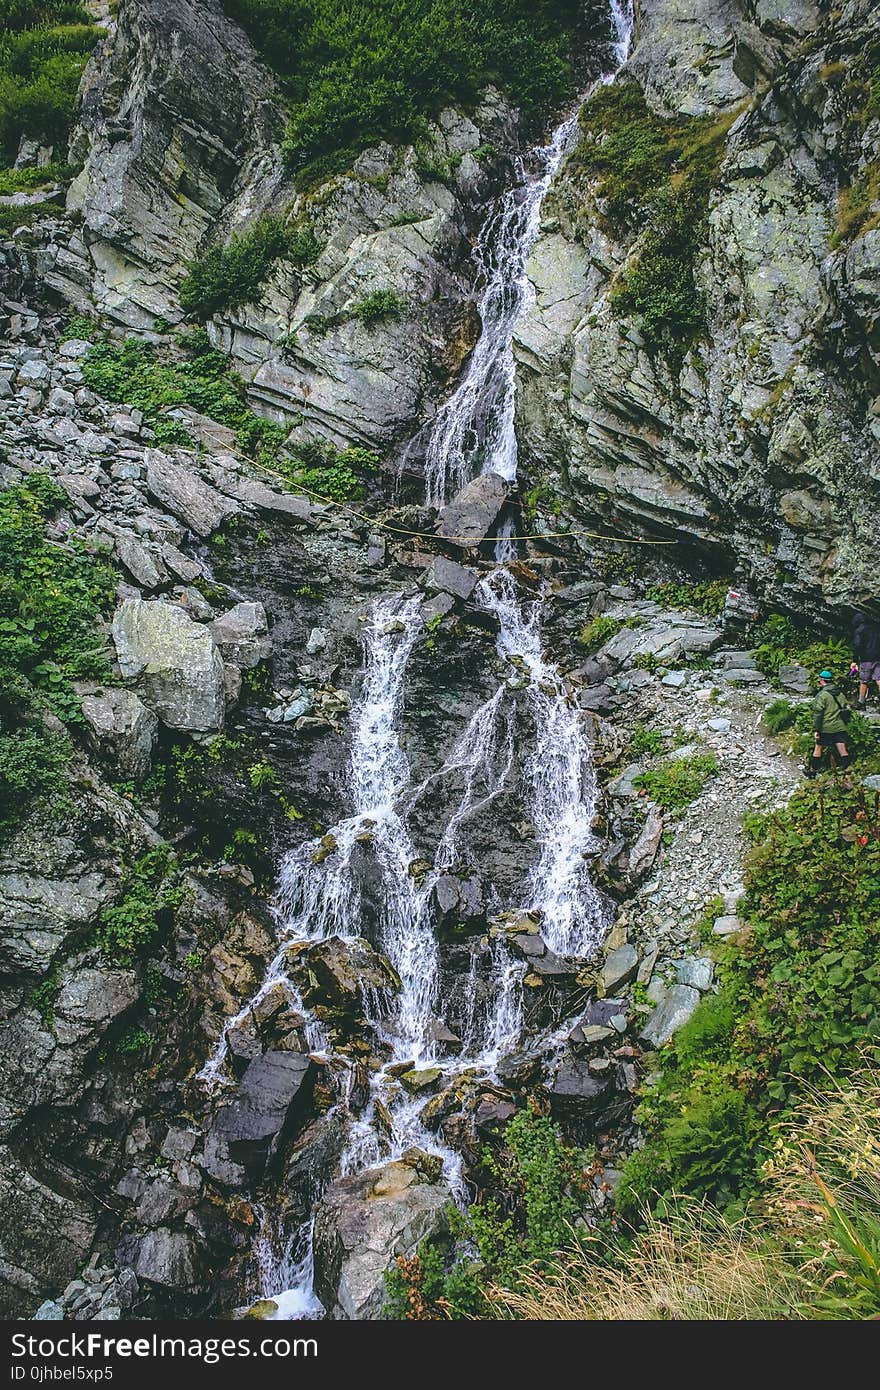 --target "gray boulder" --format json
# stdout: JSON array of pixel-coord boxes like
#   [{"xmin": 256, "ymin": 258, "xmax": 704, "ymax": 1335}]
[
  {"xmin": 145, "ymin": 451, "xmax": 238, "ymax": 538},
  {"xmin": 208, "ymin": 1051, "xmax": 316, "ymax": 1183},
  {"xmin": 437, "ymin": 472, "xmax": 508, "ymax": 546},
  {"xmin": 602, "ymin": 944, "xmax": 639, "ymax": 994},
  {"xmin": 80, "ymin": 688, "xmax": 159, "ymax": 780},
  {"xmin": 426, "ymin": 556, "xmax": 478, "ymax": 600},
  {"xmin": 639, "ymin": 984, "xmax": 701, "ymax": 1048},
  {"xmin": 210, "ymin": 601, "xmax": 271, "ymax": 670},
  {"xmin": 115, "ymin": 1229, "xmax": 201, "ymax": 1290},
  {"xmin": 112, "ymin": 597, "xmax": 225, "ymax": 732},
  {"xmin": 313, "ymin": 1151, "xmax": 450, "ymax": 1320},
  {"xmin": 628, "ymin": 807, "xmax": 665, "ymax": 880},
  {"xmin": 0, "ymin": 1151, "xmax": 97, "ymax": 1317}
]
